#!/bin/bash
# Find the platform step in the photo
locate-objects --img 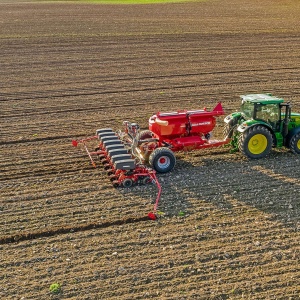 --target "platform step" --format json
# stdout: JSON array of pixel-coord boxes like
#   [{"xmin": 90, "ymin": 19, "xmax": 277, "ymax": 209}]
[
  {"xmin": 98, "ymin": 132, "xmax": 116, "ymax": 141},
  {"xmin": 96, "ymin": 128, "xmax": 113, "ymax": 135},
  {"xmin": 105, "ymin": 144, "xmax": 126, "ymax": 152},
  {"xmin": 111, "ymin": 154, "xmax": 132, "ymax": 164},
  {"xmin": 103, "ymin": 140, "xmax": 123, "ymax": 149},
  {"xmin": 114, "ymin": 159, "xmax": 136, "ymax": 171},
  {"xmin": 100, "ymin": 135, "xmax": 119, "ymax": 143},
  {"xmin": 108, "ymin": 148, "xmax": 128, "ymax": 157}
]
